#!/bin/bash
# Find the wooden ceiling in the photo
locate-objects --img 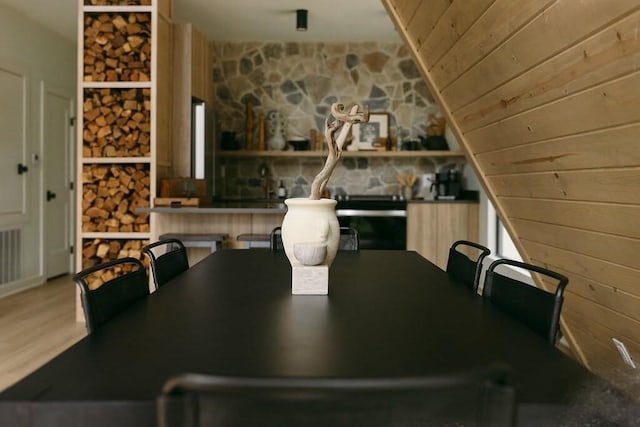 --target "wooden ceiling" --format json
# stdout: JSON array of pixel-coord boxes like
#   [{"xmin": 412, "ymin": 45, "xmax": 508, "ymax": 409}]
[{"xmin": 382, "ymin": 0, "xmax": 640, "ymax": 392}]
